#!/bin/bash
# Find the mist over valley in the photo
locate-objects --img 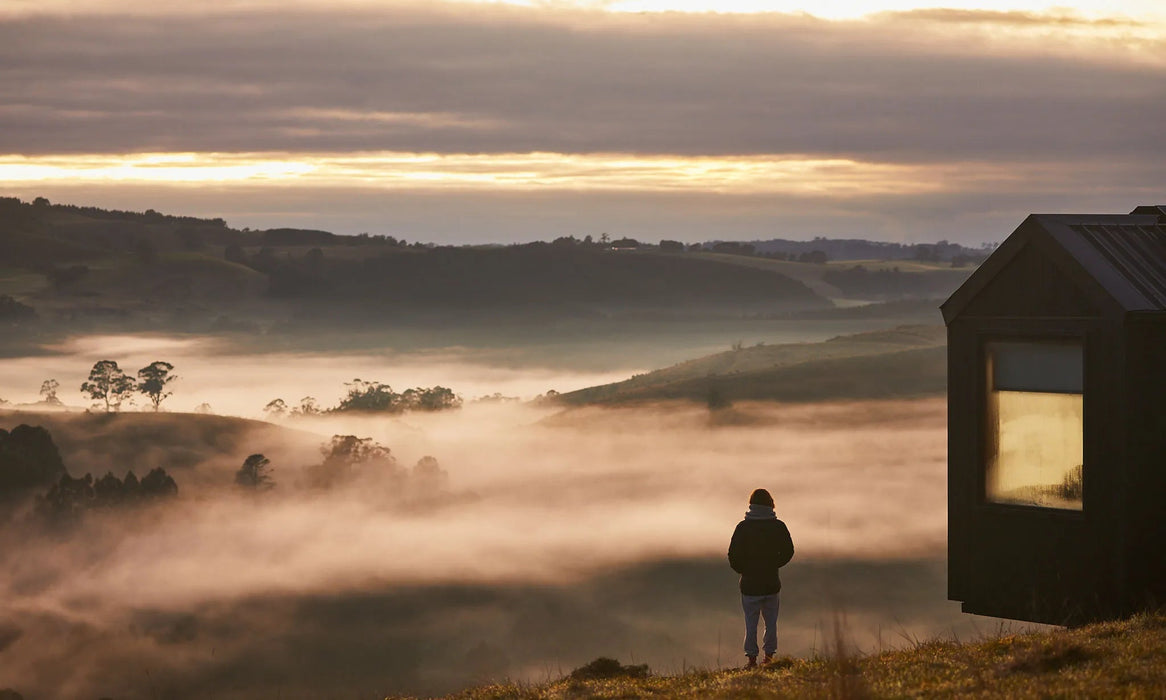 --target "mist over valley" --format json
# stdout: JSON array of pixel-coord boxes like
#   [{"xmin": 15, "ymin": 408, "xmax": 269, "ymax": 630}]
[{"xmin": 0, "ymin": 192, "xmax": 1010, "ymax": 697}]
